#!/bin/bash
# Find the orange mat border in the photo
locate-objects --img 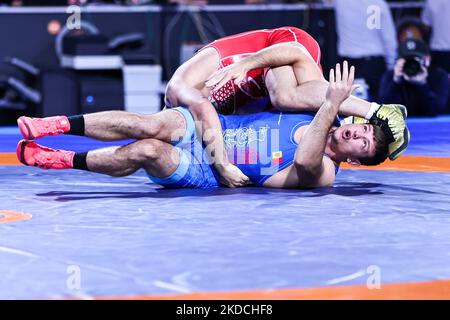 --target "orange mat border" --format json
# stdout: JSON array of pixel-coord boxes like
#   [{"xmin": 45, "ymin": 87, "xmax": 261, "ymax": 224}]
[
  {"xmin": 0, "ymin": 152, "xmax": 20, "ymax": 165},
  {"xmin": 2, "ymin": 154, "xmax": 450, "ymax": 172},
  {"xmin": 340, "ymin": 155, "xmax": 450, "ymax": 172},
  {"xmin": 0, "ymin": 210, "xmax": 32, "ymax": 224},
  {"xmin": 96, "ymin": 279, "xmax": 450, "ymax": 300}
]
